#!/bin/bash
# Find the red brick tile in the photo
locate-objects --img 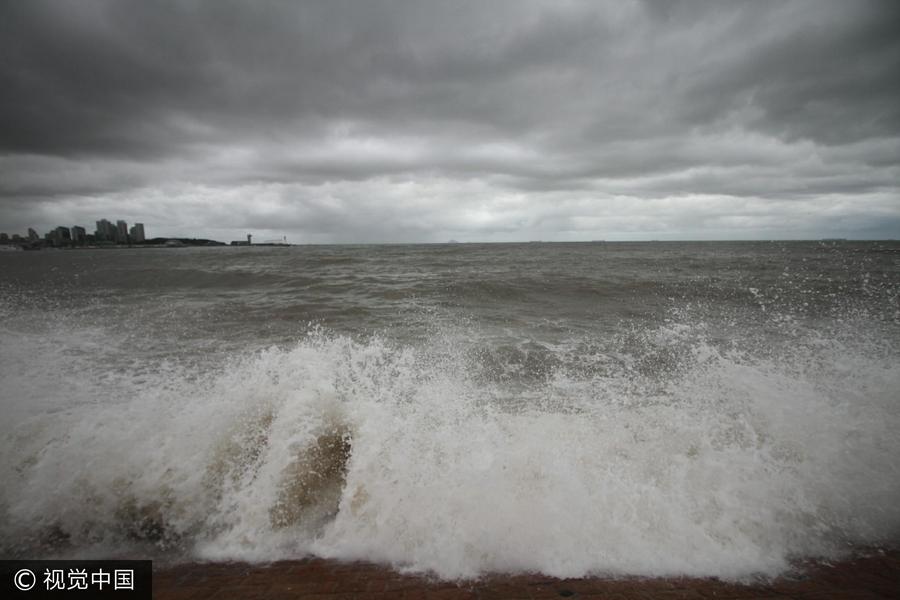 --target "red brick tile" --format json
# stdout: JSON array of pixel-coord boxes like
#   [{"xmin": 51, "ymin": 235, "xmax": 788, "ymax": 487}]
[
  {"xmin": 153, "ymin": 586, "xmax": 219, "ymax": 600},
  {"xmin": 475, "ymin": 583, "xmax": 534, "ymax": 599},
  {"xmin": 421, "ymin": 588, "xmax": 478, "ymax": 600}
]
